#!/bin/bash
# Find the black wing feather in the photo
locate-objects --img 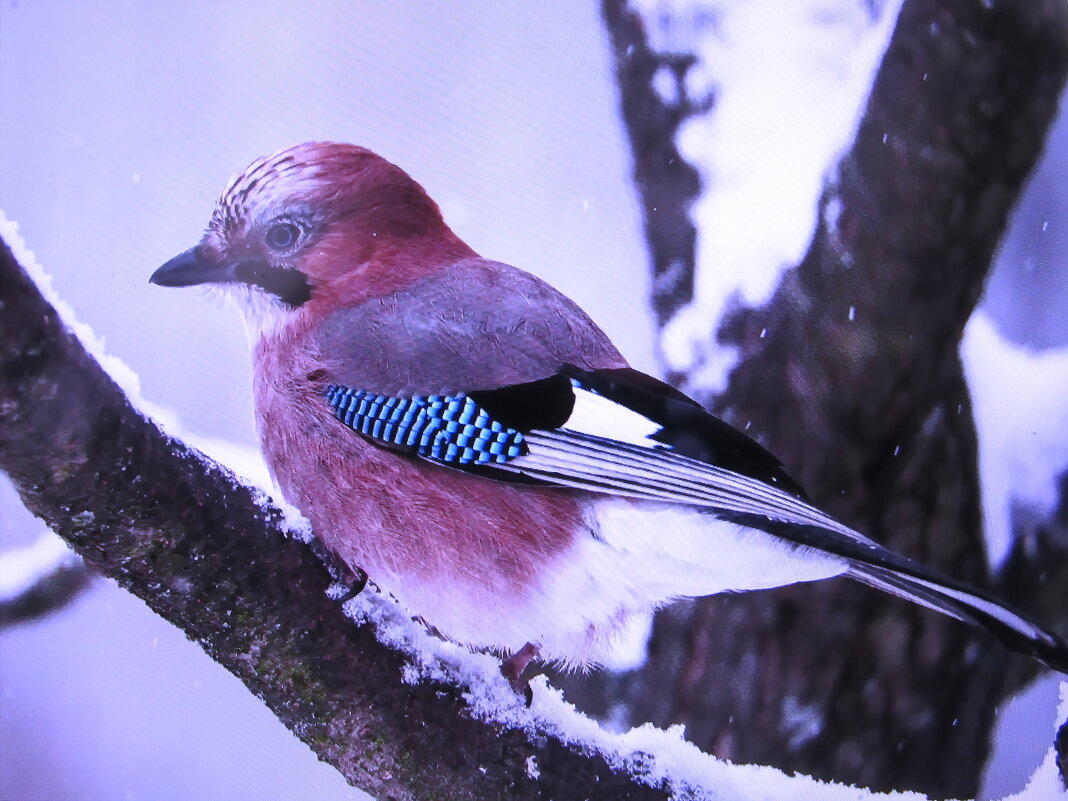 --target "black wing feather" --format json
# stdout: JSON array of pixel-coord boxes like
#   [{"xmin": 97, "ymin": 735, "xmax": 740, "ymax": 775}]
[
  {"xmin": 468, "ymin": 372, "xmax": 575, "ymax": 431},
  {"xmin": 559, "ymin": 365, "xmax": 809, "ymax": 499},
  {"xmin": 461, "ymin": 364, "xmax": 809, "ymax": 499}
]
